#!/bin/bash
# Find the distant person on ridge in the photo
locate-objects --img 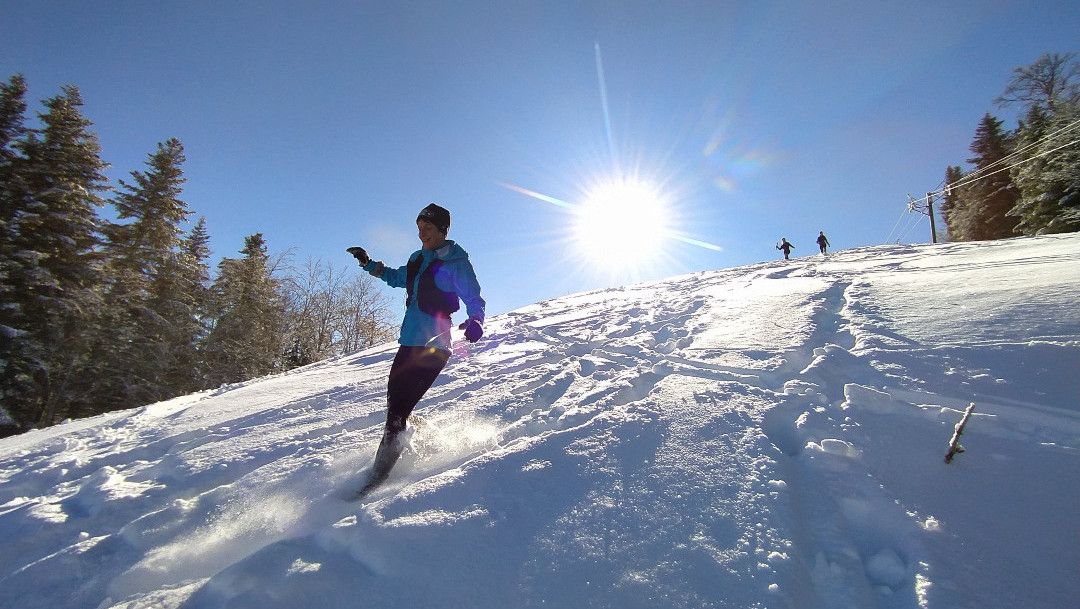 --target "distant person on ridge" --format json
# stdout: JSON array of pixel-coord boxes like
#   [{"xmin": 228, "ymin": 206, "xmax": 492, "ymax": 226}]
[
  {"xmin": 346, "ymin": 203, "xmax": 485, "ymax": 497},
  {"xmin": 776, "ymin": 237, "xmax": 794, "ymax": 260},
  {"xmin": 816, "ymin": 231, "xmax": 830, "ymax": 254}
]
